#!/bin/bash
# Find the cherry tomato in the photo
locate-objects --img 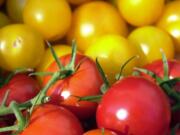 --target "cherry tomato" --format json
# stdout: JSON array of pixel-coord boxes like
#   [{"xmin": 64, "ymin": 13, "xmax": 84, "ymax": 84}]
[
  {"xmin": 0, "ymin": 12, "xmax": 10, "ymax": 28},
  {"xmin": 157, "ymin": 1, "xmax": 180, "ymax": 53},
  {"xmin": 96, "ymin": 76, "xmax": 170, "ymax": 135},
  {"xmin": 6, "ymin": 0, "xmax": 27, "ymax": 22},
  {"xmin": 23, "ymin": 0, "xmax": 71, "ymax": 41},
  {"xmin": 20, "ymin": 104, "xmax": 84, "ymax": 135},
  {"xmin": 0, "ymin": 24, "xmax": 45, "ymax": 71},
  {"xmin": 142, "ymin": 59, "xmax": 180, "ymax": 126},
  {"xmin": 67, "ymin": 1, "xmax": 128, "ymax": 52},
  {"xmin": 0, "ymin": 73, "xmax": 40, "ymax": 105},
  {"xmin": 83, "ymin": 129, "xmax": 117, "ymax": 135},
  {"xmin": 115, "ymin": 0, "xmax": 165, "ymax": 26},
  {"xmin": 43, "ymin": 54, "xmax": 103, "ymax": 119},
  {"xmin": 37, "ymin": 45, "xmax": 72, "ymax": 72},
  {"xmin": 85, "ymin": 34, "xmax": 139, "ymax": 84},
  {"xmin": 67, "ymin": 0, "xmax": 93, "ymax": 5},
  {"xmin": 36, "ymin": 44, "xmax": 72, "ymax": 84},
  {"xmin": 128, "ymin": 26, "xmax": 174, "ymax": 66}
]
